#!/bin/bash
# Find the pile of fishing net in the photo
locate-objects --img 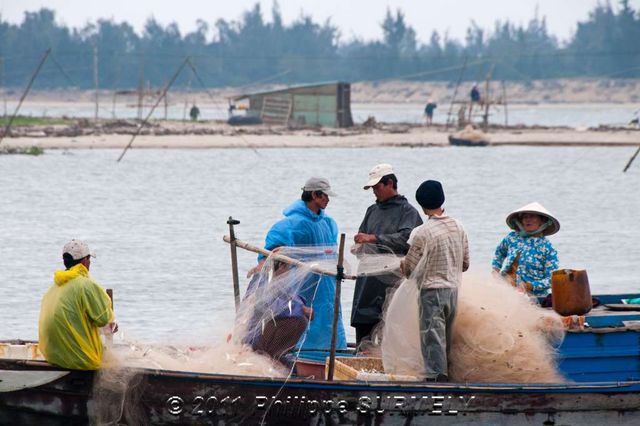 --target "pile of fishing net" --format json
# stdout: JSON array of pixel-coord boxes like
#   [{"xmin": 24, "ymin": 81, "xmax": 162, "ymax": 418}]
[
  {"xmin": 449, "ymin": 274, "xmax": 565, "ymax": 383},
  {"xmin": 92, "ymin": 341, "xmax": 288, "ymax": 424},
  {"xmin": 380, "ymin": 272, "xmax": 565, "ymax": 383},
  {"xmin": 453, "ymin": 124, "xmax": 490, "ymax": 142}
]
